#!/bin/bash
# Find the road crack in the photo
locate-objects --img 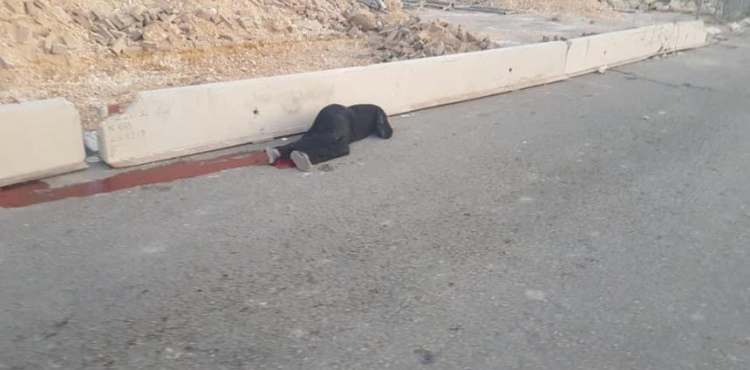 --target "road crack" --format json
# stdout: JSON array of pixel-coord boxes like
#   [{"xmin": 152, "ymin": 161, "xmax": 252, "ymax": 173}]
[{"xmin": 611, "ymin": 70, "xmax": 715, "ymax": 92}]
